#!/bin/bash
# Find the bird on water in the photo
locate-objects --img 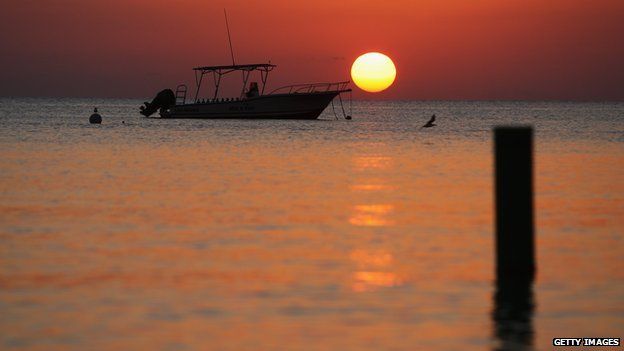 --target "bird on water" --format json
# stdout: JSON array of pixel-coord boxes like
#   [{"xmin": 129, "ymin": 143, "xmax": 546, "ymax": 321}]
[{"xmin": 421, "ymin": 114, "xmax": 436, "ymax": 128}]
